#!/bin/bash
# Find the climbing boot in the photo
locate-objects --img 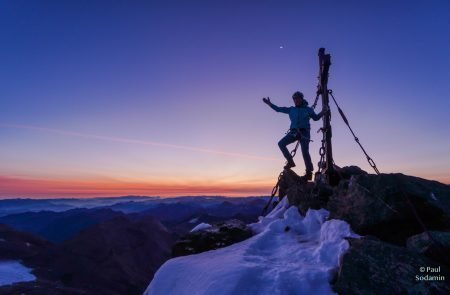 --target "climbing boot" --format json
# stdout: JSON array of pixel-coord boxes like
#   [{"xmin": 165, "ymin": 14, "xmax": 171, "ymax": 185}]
[
  {"xmin": 284, "ymin": 159, "xmax": 296, "ymax": 169},
  {"xmin": 304, "ymin": 171, "xmax": 313, "ymax": 181}
]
